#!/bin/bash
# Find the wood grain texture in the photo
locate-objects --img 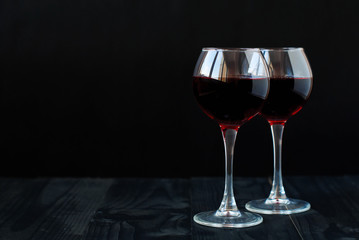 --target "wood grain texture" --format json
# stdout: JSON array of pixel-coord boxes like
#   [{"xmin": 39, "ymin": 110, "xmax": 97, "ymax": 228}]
[
  {"xmin": 0, "ymin": 177, "xmax": 359, "ymax": 240},
  {"xmin": 84, "ymin": 178, "xmax": 191, "ymax": 240},
  {"xmin": 0, "ymin": 178, "xmax": 113, "ymax": 240},
  {"xmin": 285, "ymin": 176, "xmax": 359, "ymax": 240}
]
